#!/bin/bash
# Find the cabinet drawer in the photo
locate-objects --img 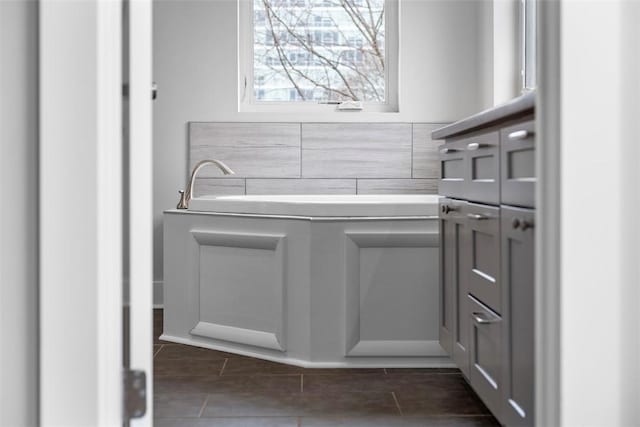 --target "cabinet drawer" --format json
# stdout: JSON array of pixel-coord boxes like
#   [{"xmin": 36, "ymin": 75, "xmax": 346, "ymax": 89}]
[
  {"xmin": 438, "ymin": 140, "xmax": 467, "ymax": 199},
  {"xmin": 464, "ymin": 202, "xmax": 501, "ymax": 313},
  {"xmin": 465, "ymin": 131, "xmax": 500, "ymax": 205},
  {"xmin": 469, "ymin": 294, "xmax": 503, "ymax": 420},
  {"xmin": 501, "ymin": 121, "xmax": 536, "ymax": 208},
  {"xmin": 501, "ymin": 206, "xmax": 535, "ymax": 426}
]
